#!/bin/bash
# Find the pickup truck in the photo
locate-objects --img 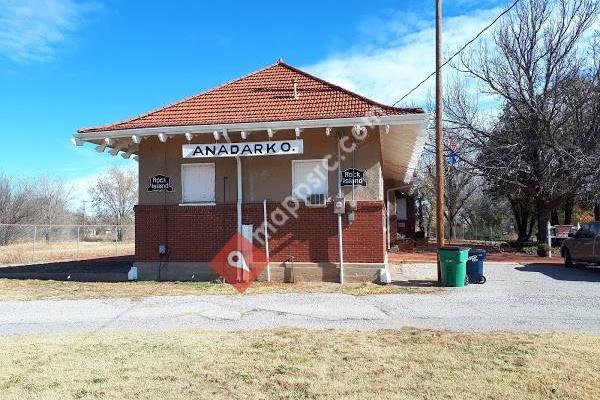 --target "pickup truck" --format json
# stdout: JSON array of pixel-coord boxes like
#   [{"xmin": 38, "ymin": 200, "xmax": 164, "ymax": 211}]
[{"xmin": 561, "ymin": 222, "xmax": 600, "ymax": 267}]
